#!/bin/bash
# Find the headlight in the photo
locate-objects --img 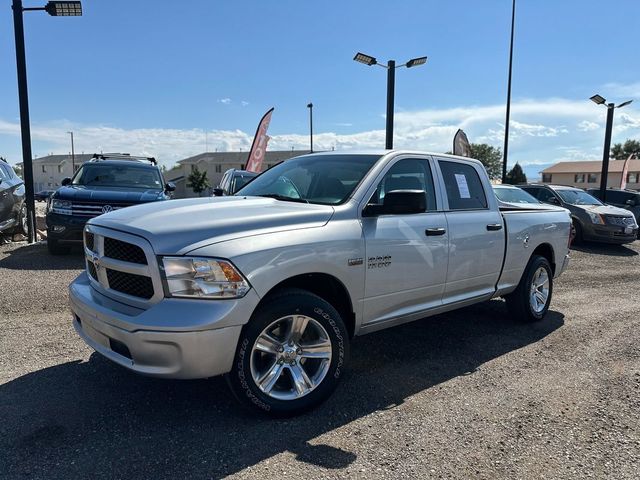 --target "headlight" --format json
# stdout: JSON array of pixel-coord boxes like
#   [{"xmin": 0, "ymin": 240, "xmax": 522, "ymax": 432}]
[
  {"xmin": 587, "ymin": 212, "xmax": 604, "ymax": 224},
  {"xmin": 161, "ymin": 257, "xmax": 250, "ymax": 299},
  {"xmin": 50, "ymin": 199, "xmax": 72, "ymax": 215}
]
